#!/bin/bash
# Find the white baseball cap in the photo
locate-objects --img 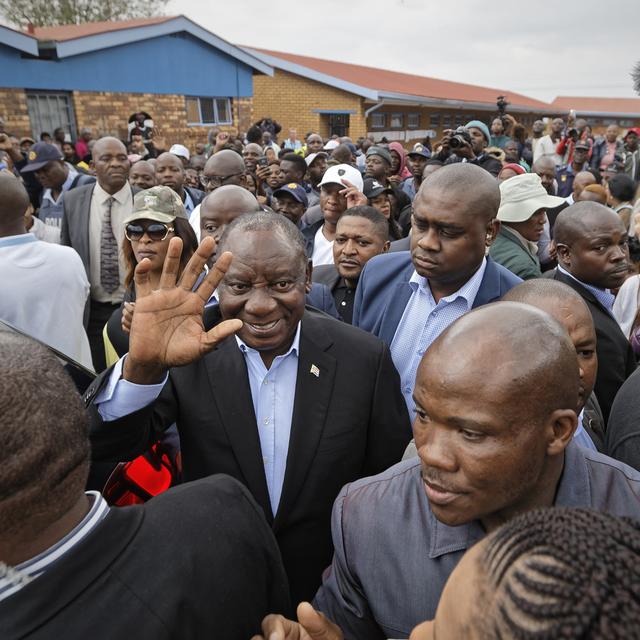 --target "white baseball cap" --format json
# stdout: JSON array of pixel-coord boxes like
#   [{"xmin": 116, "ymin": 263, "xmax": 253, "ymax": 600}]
[
  {"xmin": 169, "ymin": 144, "xmax": 190, "ymax": 161},
  {"xmin": 305, "ymin": 152, "xmax": 328, "ymax": 167},
  {"xmin": 323, "ymin": 140, "xmax": 340, "ymax": 150},
  {"xmin": 498, "ymin": 173, "xmax": 565, "ymax": 222},
  {"xmin": 318, "ymin": 164, "xmax": 364, "ymax": 192}
]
